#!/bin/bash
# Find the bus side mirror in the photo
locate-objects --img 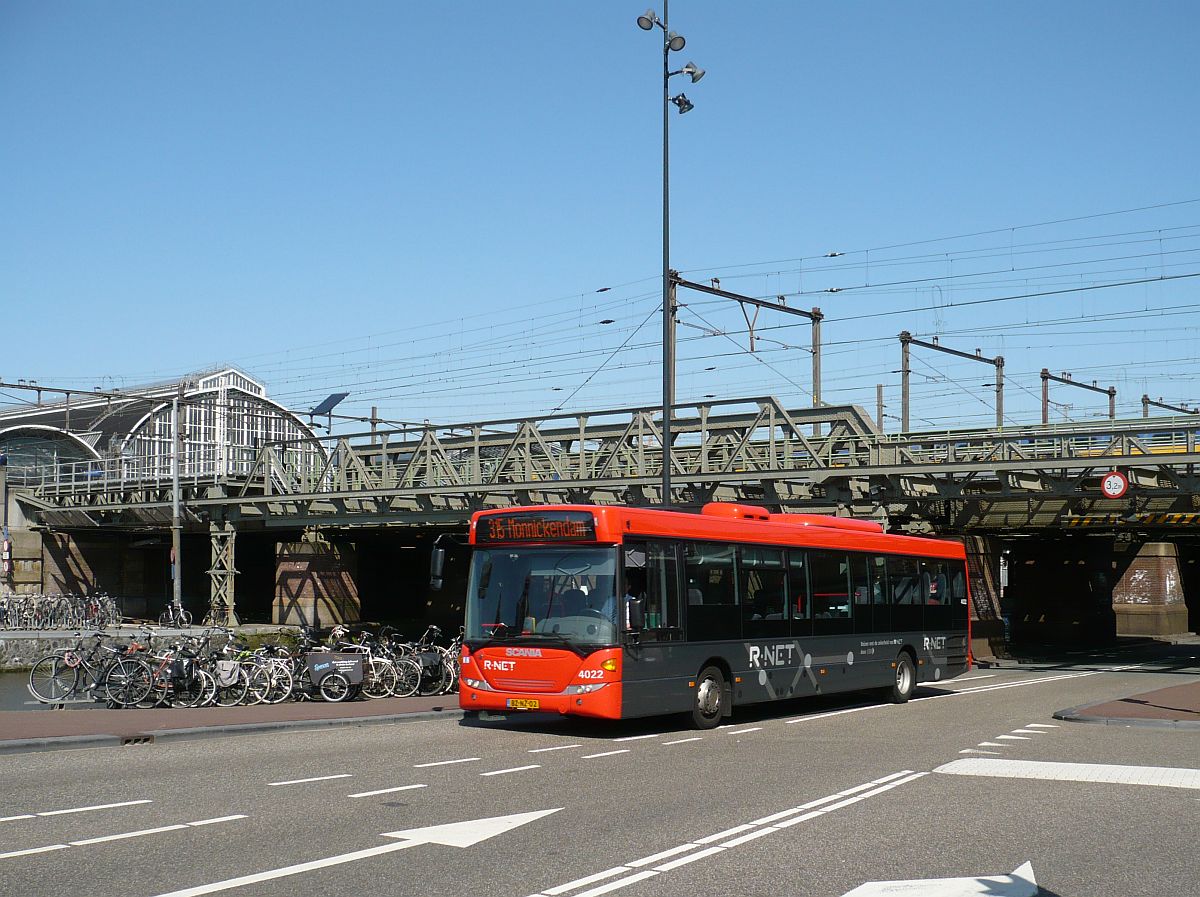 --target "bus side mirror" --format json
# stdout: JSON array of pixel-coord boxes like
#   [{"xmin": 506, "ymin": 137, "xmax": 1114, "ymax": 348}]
[
  {"xmin": 625, "ymin": 596, "xmax": 644, "ymax": 631},
  {"xmin": 429, "ymin": 547, "xmax": 446, "ymax": 591}
]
